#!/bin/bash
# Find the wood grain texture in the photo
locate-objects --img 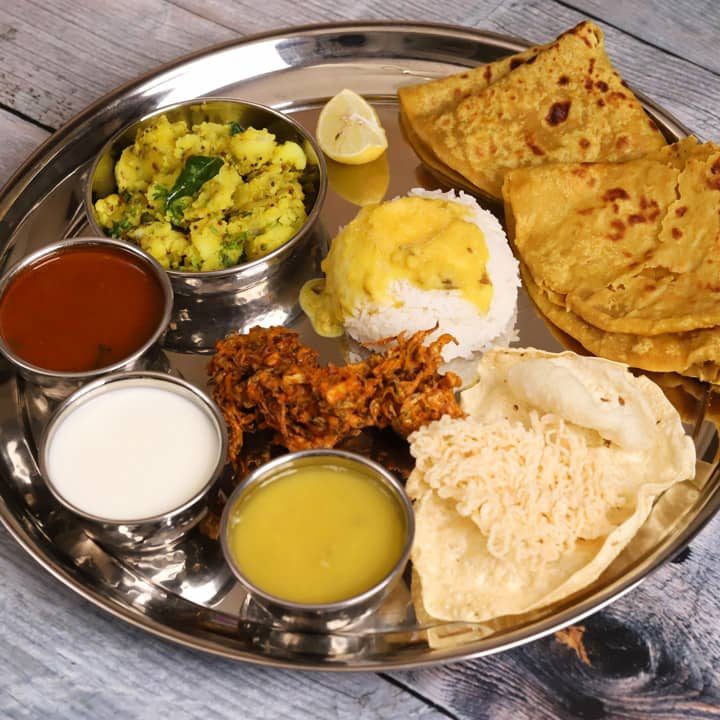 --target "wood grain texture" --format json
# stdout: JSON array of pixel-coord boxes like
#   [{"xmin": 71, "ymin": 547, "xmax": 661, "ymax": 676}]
[
  {"xmin": 481, "ymin": 0, "xmax": 720, "ymax": 140},
  {"xmin": 0, "ymin": 528, "xmax": 444, "ymax": 720},
  {"xmin": 567, "ymin": 0, "xmax": 720, "ymax": 75},
  {"xmin": 0, "ymin": 109, "xmax": 48, "ymax": 182},
  {"xmin": 1, "ymin": 2, "xmax": 720, "ymax": 719},
  {"xmin": 391, "ymin": 511, "xmax": 720, "ymax": 719},
  {"xmin": 4, "ymin": 0, "xmax": 718, "ymax": 140}
]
